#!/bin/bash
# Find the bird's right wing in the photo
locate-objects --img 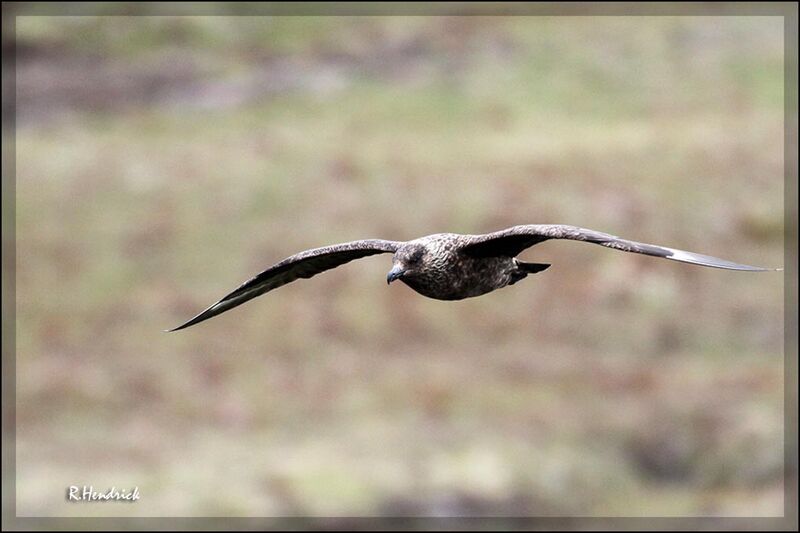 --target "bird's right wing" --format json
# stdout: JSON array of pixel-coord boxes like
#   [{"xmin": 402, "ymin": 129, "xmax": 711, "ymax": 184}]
[
  {"xmin": 460, "ymin": 224, "xmax": 775, "ymax": 271},
  {"xmin": 168, "ymin": 239, "xmax": 401, "ymax": 331}
]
